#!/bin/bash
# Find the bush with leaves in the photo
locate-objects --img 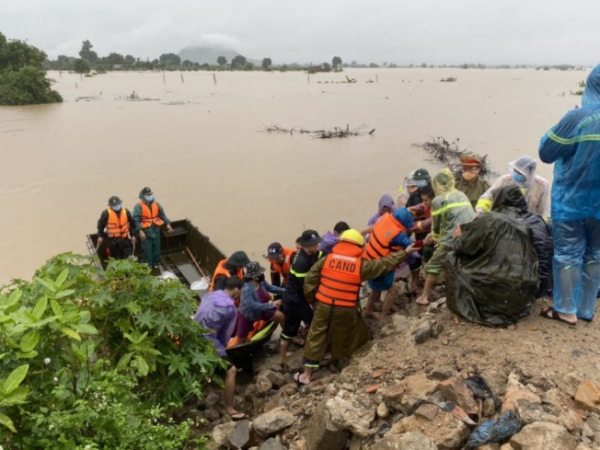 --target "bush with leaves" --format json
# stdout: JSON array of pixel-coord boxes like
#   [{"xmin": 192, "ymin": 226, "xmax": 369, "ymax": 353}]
[{"xmin": 0, "ymin": 253, "xmax": 222, "ymax": 449}]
